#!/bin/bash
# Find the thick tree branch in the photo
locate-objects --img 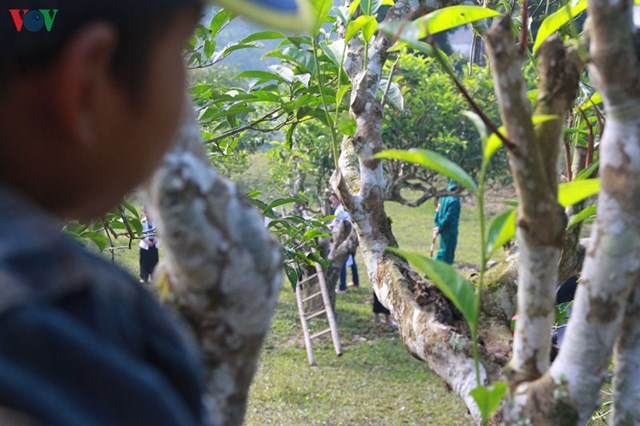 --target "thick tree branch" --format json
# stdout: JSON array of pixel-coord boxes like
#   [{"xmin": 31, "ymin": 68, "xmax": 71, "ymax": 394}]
[{"xmin": 144, "ymin": 104, "xmax": 282, "ymax": 426}]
